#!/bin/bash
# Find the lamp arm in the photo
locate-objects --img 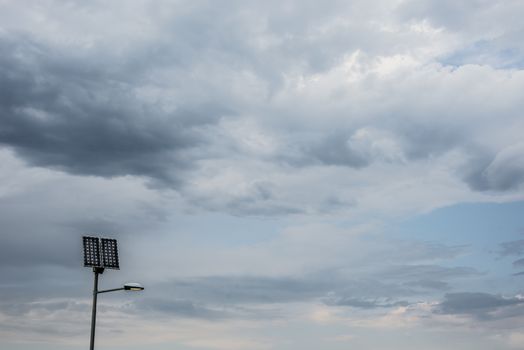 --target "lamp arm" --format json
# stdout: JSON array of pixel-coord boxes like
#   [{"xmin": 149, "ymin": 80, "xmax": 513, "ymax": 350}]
[{"xmin": 97, "ymin": 287, "xmax": 125, "ymax": 294}]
